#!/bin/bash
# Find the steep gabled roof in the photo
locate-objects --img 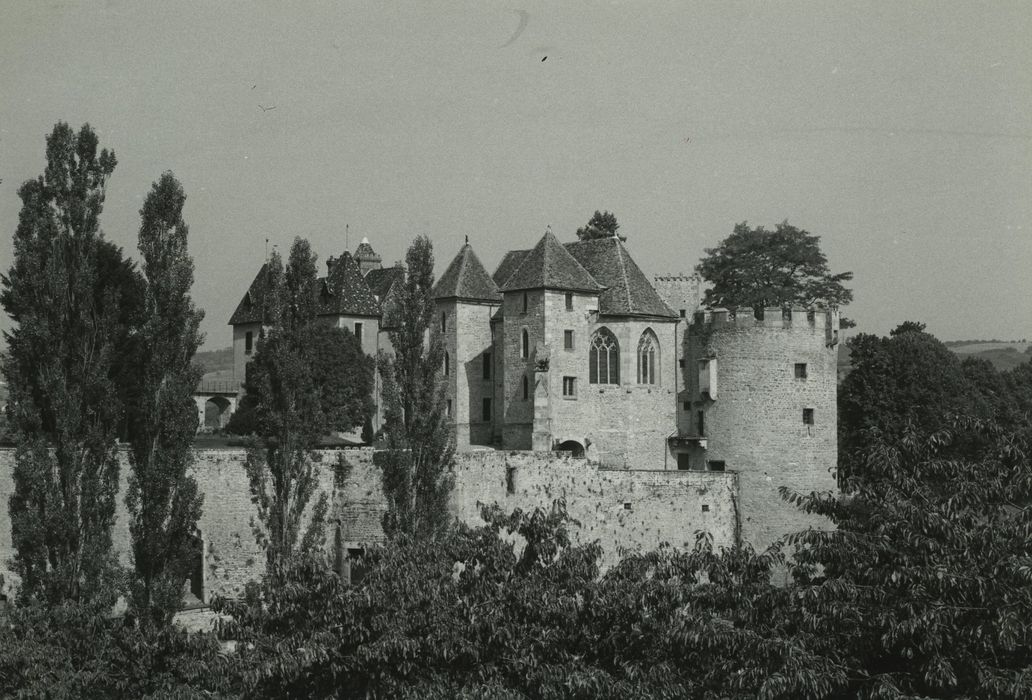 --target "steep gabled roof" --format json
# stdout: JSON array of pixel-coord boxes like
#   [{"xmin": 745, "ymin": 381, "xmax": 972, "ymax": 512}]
[
  {"xmin": 318, "ymin": 251, "xmax": 381, "ymax": 317},
  {"xmin": 499, "ymin": 230, "xmax": 603, "ymax": 293},
  {"xmin": 364, "ymin": 266, "xmax": 404, "ymax": 300},
  {"xmin": 229, "ymin": 263, "xmax": 270, "ymax": 325},
  {"xmin": 431, "ymin": 243, "xmax": 502, "ymax": 302},
  {"xmin": 492, "ymin": 249, "xmax": 530, "ymax": 287},
  {"xmin": 564, "ymin": 237, "xmax": 677, "ymax": 318}
]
